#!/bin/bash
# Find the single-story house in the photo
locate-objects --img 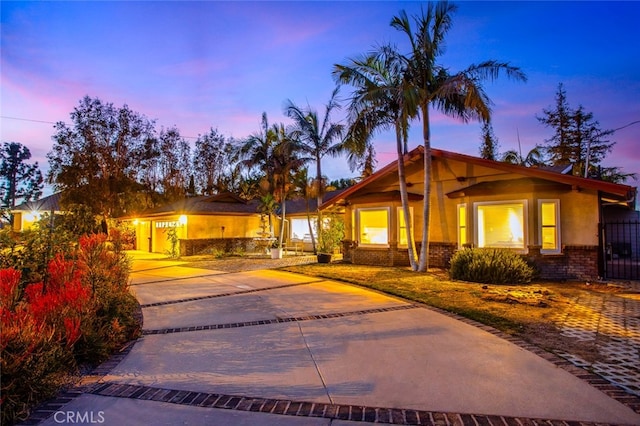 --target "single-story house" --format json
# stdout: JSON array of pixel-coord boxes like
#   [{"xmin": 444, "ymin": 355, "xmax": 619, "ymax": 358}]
[
  {"xmin": 9, "ymin": 192, "xmax": 63, "ymax": 231},
  {"xmin": 320, "ymin": 146, "xmax": 637, "ymax": 280},
  {"xmin": 124, "ymin": 191, "xmax": 342, "ymax": 256}
]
